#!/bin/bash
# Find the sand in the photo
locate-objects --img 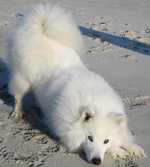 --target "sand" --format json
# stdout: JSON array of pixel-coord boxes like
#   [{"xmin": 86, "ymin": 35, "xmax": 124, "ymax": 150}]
[{"xmin": 0, "ymin": 0, "xmax": 150, "ymax": 166}]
